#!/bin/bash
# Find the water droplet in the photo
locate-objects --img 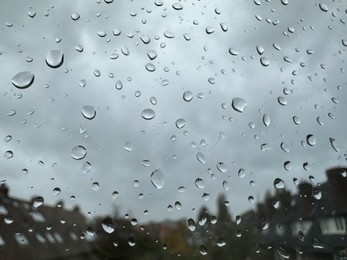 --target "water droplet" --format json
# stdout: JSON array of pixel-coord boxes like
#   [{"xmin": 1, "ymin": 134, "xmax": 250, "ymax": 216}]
[
  {"xmin": 86, "ymin": 227, "xmax": 95, "ymax": 237},
  {"xmin": 248, "ymin": 196, "xmax": 255, "ymax": 203},
  {"xmin": 273, "ymin": 43, "xmax": 281, "ymax": 51},
  {"xmin": 273, "ymin": 178, "xmax": 285, "ymax": 189},
  {"xmin": 81, "ymin": 105, "xmax": 96, "ymax": 120},
  {"xmin": 28, "ymin": 11, "xmax": 36, "ymax": 18},
  {"xmin": 281, "ymin": 0, "xmax": 288, "ymax": 5},
  {"xmin": 11, "ymin": 71, "xmax": 35, "ymax": 89},
  {"xmin": 260, "ymin": 57, "xmax": 270, "ymax": 66},
  {"xmin": 123, "ymin": 142, "xmax": 134, "ymax": 152},
  {"xmin": 216, "ymin": 162, "xmax": 228, "ymax": 173},
  {"xmin": 121, "ymin": 46, "xmax": 129, "ymax": 56},
  {"xmin": 45, "ymin": 50, "xmax": 64, "ymax": 68},
  {"xmin": 4, "ymin": 150, "xmax": 13, "ymax": 159},
  {"xmin": 183, "ymin": 33, "xmax": 191, "ymax": 41},
  {"xmin": 172, "ymin": 3, "xmax": 183, "ymax": 10},
  {"xmin": 312, "ymin": 188, "xmax": 322, "ymax": 200},
  {"xmin": 196, "ymin": 152, "xmax": 206, "ymax": 164},
  {"xmin": 329, "ymin": 137, "xmax": 340, "ymax": 152},
  {"xmin": 75, "ymin": 45, "xmax": 84, "ymax": 52},
  {"xmin": 163, "ymin": 31, "xmax": 175, "ymax": 39},
  {"xmin": 229, "ymin": 48, "xmax": 239, "ymax": 56},
  {"xmin": 81, "ymin": 162, "xmax": 92, "ymax": 174},
  {"xmin": 52, "ymin": 187, "xmax": 61, "ymax": 195},
  {"xmin": 174, "ymin": 201, "xmax": 182, "ymax": 210},
  {"xmin": 150, "ymin": 169, "xmax": 165, "ymax": 189},
  {"xmin": 175, "ymin": 118, "xmax": 186, "ymax": 129},
  {"xmin": 112, "ymin": 191, "xmax": 119, "ymax": 199},
  {"xmin": 141, "ymin": 108, "xmax": 155, "ymax": 120},
  {"xmin": 306, "ymin": 134, "xmax": 316, "ymax": 146},
  {"xmin": 150, "ymin": 97, "xmax": 157, "ymax": 105},
  {"xmin": 91, "ymin": 182, "xmax": 99, "ymax": 191},
  {"xmin": 140, "ymin": 35, "xmax": 150, "ymax": 44},
  {"xmin": 71, "ymin": 13, "xmax": 80, "ymax": 21},
  {"xmin": 277, "ymin": 246, "xmax": 290, "ymax": 259},
  {"xmin": 293, "ymin": 116, "xmax": 301, "ymax": 125},
  {"xmin": 195, "ymin": 178, "xmax": 205, "ymax": 189},
  {"xmin": 33, "ymin": 196, "xmax": 44, "ymax": 208},
  {"xmin": 342, "ymin": 39, "xmax": 347, "ymax": 47},
  {"xmin": 220, "ymin": 23, "xmax": 228, "ymax": 32},
  {"xmin": 183, "ymin": 91, "xmax": 193, "ymax": 102},
  {"xmin": 6, "ymin": 110, "xmax": 16, "ymax": 116},
  {"xmin": 256, "ymin": 45, "xmax": 264, "ymax": 55},
  {"xmin": 303, "ymin": 162, "xmax": 311, "ymax": 171},
  {"xmin": 147, "ymin": 50, "xmax": 157, "ymax": 60},
  {"xmin": 102, "ymin": 218, "xmax": 115, "ymax": 233},
  {"xmin": 199, "ymin": 245, "xmax": 208, "ymax": 255},
  {"xmin": 260, "ymin": 143, "xmax": 271, "ymax": 152},
  {"xmin": 231, "ymin": 98, "xmax": 247, "ymax": 112},
  {"xmin": 278, "ymin": 96, "xmax": 287, "ymax": 106},
  {"xmin": 205, "ymin": 26, "xmax": 215, "ymax": 34},
  {"xmin": 263, "ymin": 114, "xmax": 271, "ymax": 126},
  {"xmin": 284, "ymin": 161, "xmax": 292, "ymax": 171},
  {"xmin": 71, "ymin": 145, "xmax": 87, "ymax": 160},
  {"xmin": 312, "ymin": 237, "xmax": 325, "ymax": 249},
  {"xmin": 319, "ymin": 3, "xmax": 328, "ymax": 12},
  {"xmin": 115, "ymin": 80, "xmax": 123, "ymax": 90},
  {"xmin": 187, "ymin": 218, "xmax": 196, "ymax": 231},
  {"xmin": 3, "ymin": 215, "xmax": 14, "ymax": 225},
  {"xmin": 222, "ymin": 180, "xmax": 229, "ymax": 191},
  {"xmin": 4, "ymin": 135, "xmax": 12, "ymax": 142},
  {"xmin": 145, "ymin": 63, "xmax": 156, "ymax": 72}
]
